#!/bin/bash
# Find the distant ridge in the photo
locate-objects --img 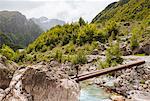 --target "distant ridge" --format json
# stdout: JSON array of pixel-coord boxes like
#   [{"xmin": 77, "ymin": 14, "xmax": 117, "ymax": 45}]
[{"xmin": 31, "ymin": 17, "xmax": 65, "ymax": 31}]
